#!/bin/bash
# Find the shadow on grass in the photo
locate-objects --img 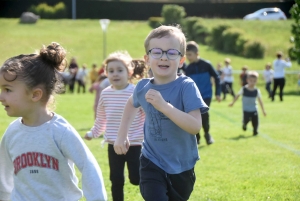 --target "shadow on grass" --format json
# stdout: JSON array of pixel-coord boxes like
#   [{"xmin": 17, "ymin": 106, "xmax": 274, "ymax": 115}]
[
  {"xmin": 197, "ymin": 144, "xmax": 212, "ymax": 150},
  {"xmin": 77, "ymin": 127, "xmax": 92, "ymax": 131},
  {"xmin": 227, "ymin": 134, "xmax": 253, "ymax": 140},
  {"xmin": 283, "ymin": 91, "xmax": 300, "ymax": 96}
]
